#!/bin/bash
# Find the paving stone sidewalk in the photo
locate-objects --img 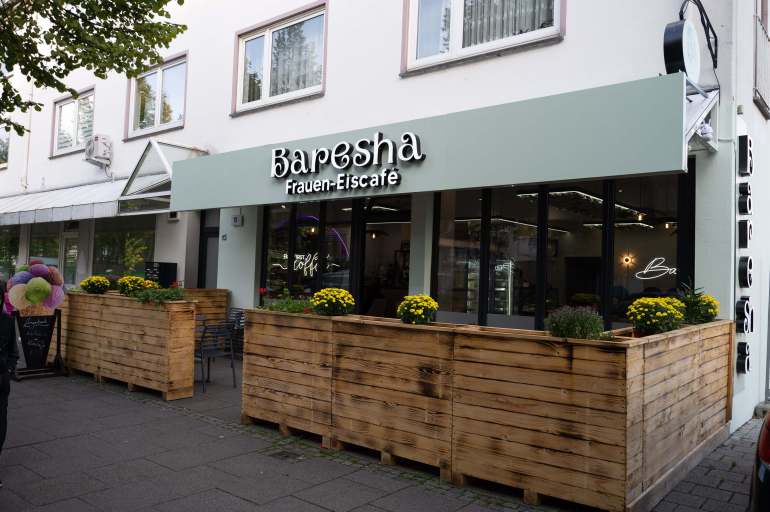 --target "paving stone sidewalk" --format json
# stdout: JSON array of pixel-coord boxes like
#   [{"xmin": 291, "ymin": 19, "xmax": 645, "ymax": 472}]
[{"xmin": 0, "ymin": 363, "xmax": 759, "ymax": 512}]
